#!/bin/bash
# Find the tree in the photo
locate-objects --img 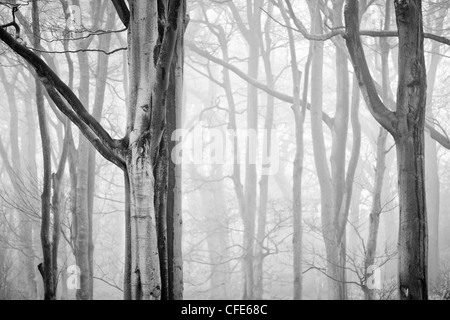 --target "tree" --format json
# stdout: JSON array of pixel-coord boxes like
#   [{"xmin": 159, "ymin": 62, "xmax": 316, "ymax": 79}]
[
  {"xmin": 344, "ymin": 0, "xmax": 428, "ymax": 299},
  {"xmin": 277, "ymin": 0, "xmax": 308, "ymax": 300},
  {"xmin": 0, "ymin": 0, "xmax": 186, "ymax": 300},
  {"xmin": 0, "ymin": 66, "xmax": 38, "ymax": 299},
  {"xmin": 285, "ymin": 0, "xmax": 361, "ymax": 299}
]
